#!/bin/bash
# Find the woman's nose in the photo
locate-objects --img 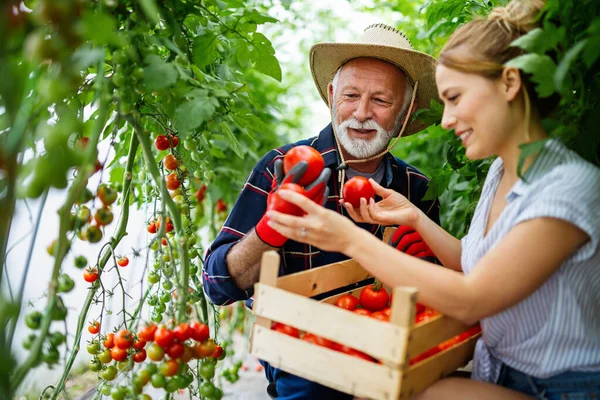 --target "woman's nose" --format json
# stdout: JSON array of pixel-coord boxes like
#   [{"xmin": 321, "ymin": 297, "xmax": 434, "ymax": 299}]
[{"xmin": 441, "ymin": 108, "xmax": 457, "ymax": 130}]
